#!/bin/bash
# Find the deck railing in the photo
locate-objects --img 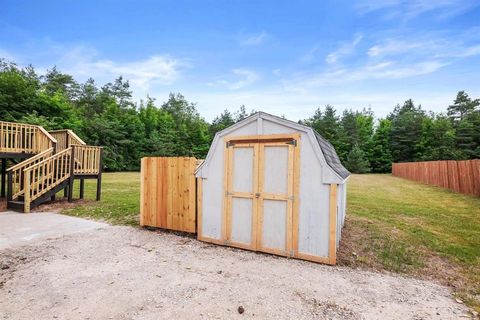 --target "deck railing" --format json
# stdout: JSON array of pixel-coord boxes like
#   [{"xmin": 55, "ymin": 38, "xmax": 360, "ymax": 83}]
[
  {"xmin": 49, "ymin": 129, "xmax": 86, "ymax": 151},
  {"xmin": 0, "ymin": 121, "xmax": 57, "ymax": 154},
  {"xmin": 73, "ymin": 145, "xmax": 102, "ymax": 175},
  {"xmin": 23, "ymin": 148, "xmax": 73, "ymax": 212},
  {"xmin": 6, "ymin": 147, "xmax": 55, "ymax": 201}
]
